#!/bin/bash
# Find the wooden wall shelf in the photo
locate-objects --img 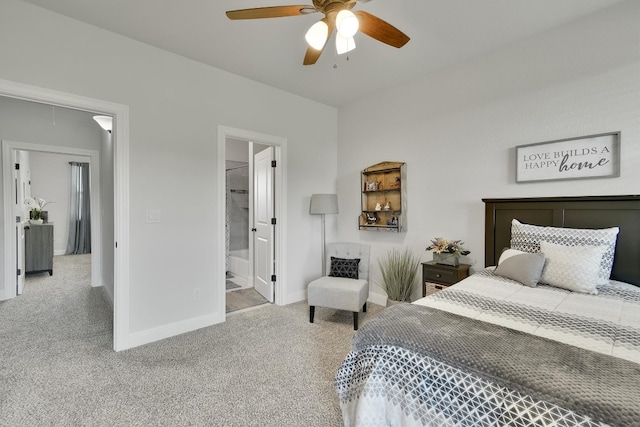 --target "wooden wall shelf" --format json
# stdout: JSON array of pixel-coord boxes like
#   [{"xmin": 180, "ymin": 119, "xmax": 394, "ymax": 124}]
[{"xmin": 358, "ymin": 161, "xmax": 406, "ymax": 232}]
